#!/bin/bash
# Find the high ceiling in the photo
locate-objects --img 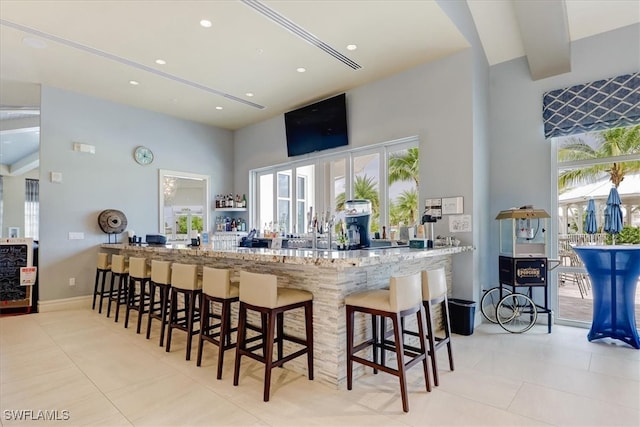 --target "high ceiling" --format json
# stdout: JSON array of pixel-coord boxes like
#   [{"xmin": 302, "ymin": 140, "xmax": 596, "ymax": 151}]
[{"xmin": 1, "ymin": 0, "xmax": 638, "ymax": 173}]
